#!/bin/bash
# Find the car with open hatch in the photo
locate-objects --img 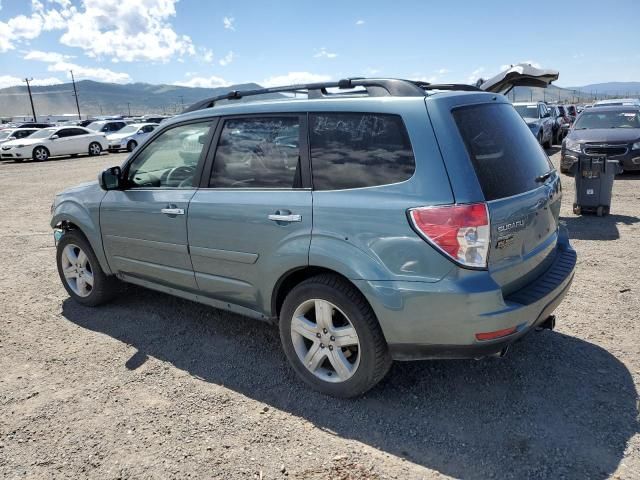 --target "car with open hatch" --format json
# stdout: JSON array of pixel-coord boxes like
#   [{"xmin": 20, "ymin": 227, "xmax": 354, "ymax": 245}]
[
  {"xmin": 51, "ymin": 71, "xmax": 576, "ymax": 398},
  {"xmin": 2, "ymin": 126, "xmax": 107, "ymax": 162}
]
